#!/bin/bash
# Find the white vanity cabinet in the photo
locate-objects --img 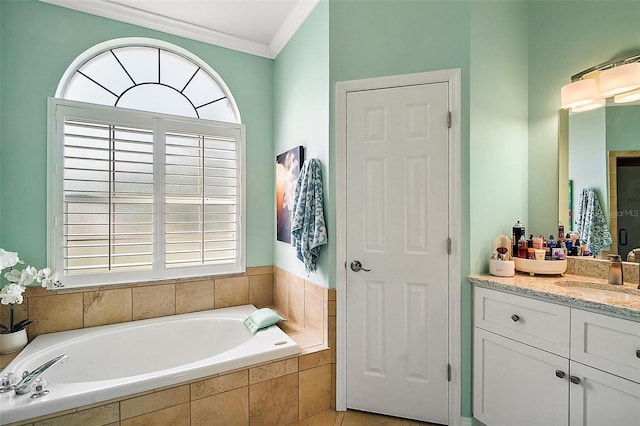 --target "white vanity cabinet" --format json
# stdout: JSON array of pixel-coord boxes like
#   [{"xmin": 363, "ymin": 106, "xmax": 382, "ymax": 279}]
[{"xmin": 473, "ymin": 286, "xmax": 640, "ymax": 426}]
